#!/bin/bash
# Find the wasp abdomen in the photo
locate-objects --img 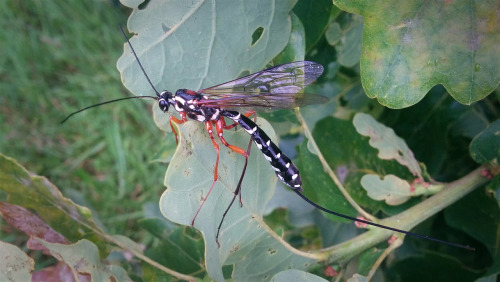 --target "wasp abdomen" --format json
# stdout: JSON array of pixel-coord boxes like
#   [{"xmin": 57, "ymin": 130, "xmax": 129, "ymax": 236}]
[{"xmin": 222, "ymin": 110, "xmax": 303, "ymax": 191}]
